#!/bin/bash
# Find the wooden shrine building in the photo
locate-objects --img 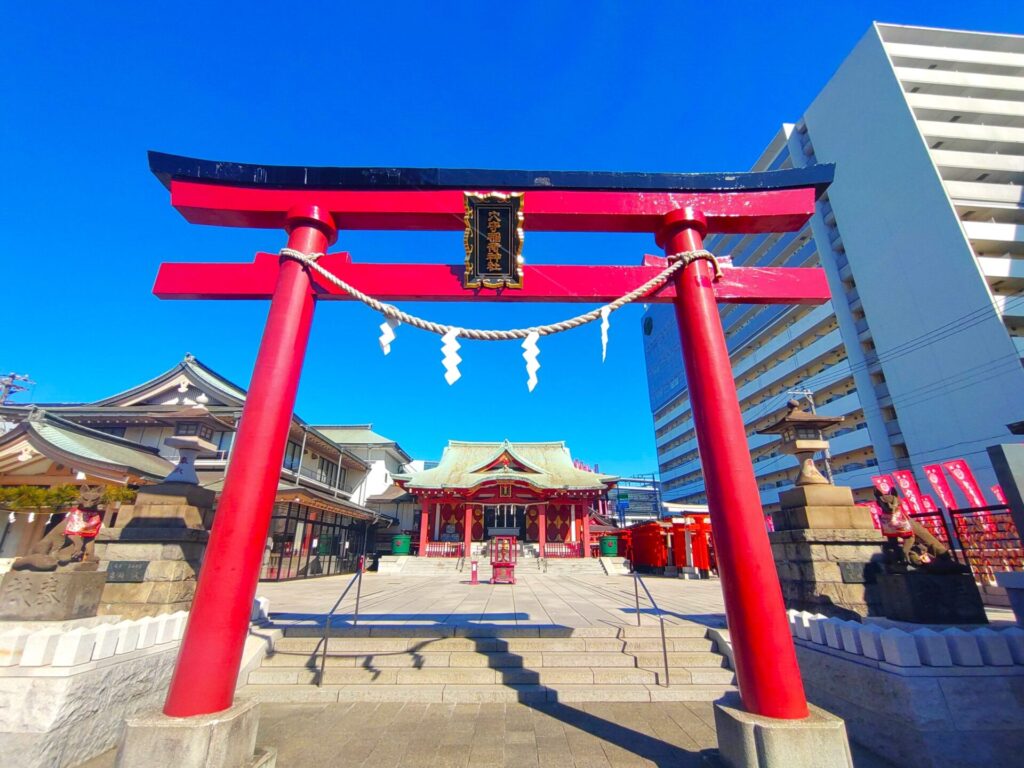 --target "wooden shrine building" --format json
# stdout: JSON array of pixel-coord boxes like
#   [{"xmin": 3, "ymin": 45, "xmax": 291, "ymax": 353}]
[{"xmin": 395, "ymin": 440, "xmax": 617, "ymax": 557}]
